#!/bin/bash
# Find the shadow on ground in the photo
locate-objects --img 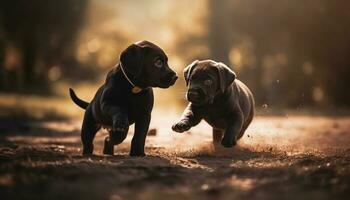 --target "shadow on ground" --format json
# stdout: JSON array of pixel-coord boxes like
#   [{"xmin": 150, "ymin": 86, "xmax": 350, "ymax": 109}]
[{"xmin": 0, "ymin": 115, "xmax": 350, "ymax": 200}]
